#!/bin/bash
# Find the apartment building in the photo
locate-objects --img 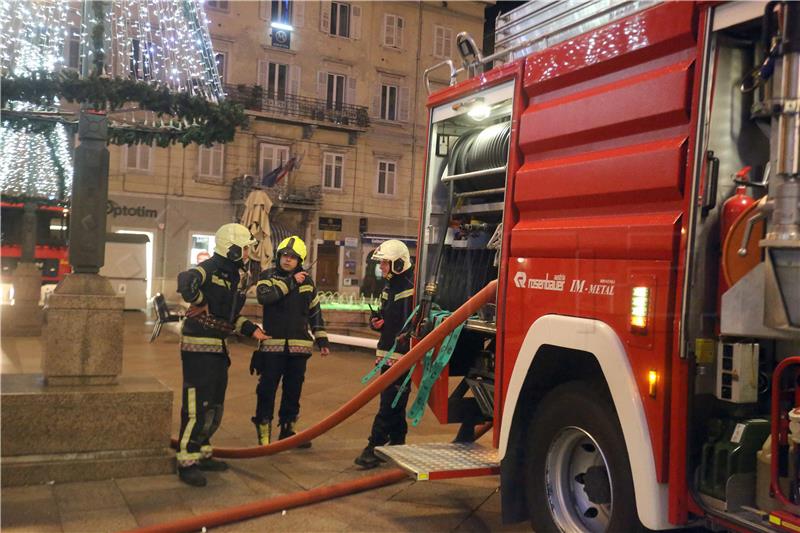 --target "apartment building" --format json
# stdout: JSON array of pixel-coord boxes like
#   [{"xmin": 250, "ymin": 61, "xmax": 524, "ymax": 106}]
[{"xmin": 106, "ymin": 0, "xmax": 485, "ymax": 299}]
